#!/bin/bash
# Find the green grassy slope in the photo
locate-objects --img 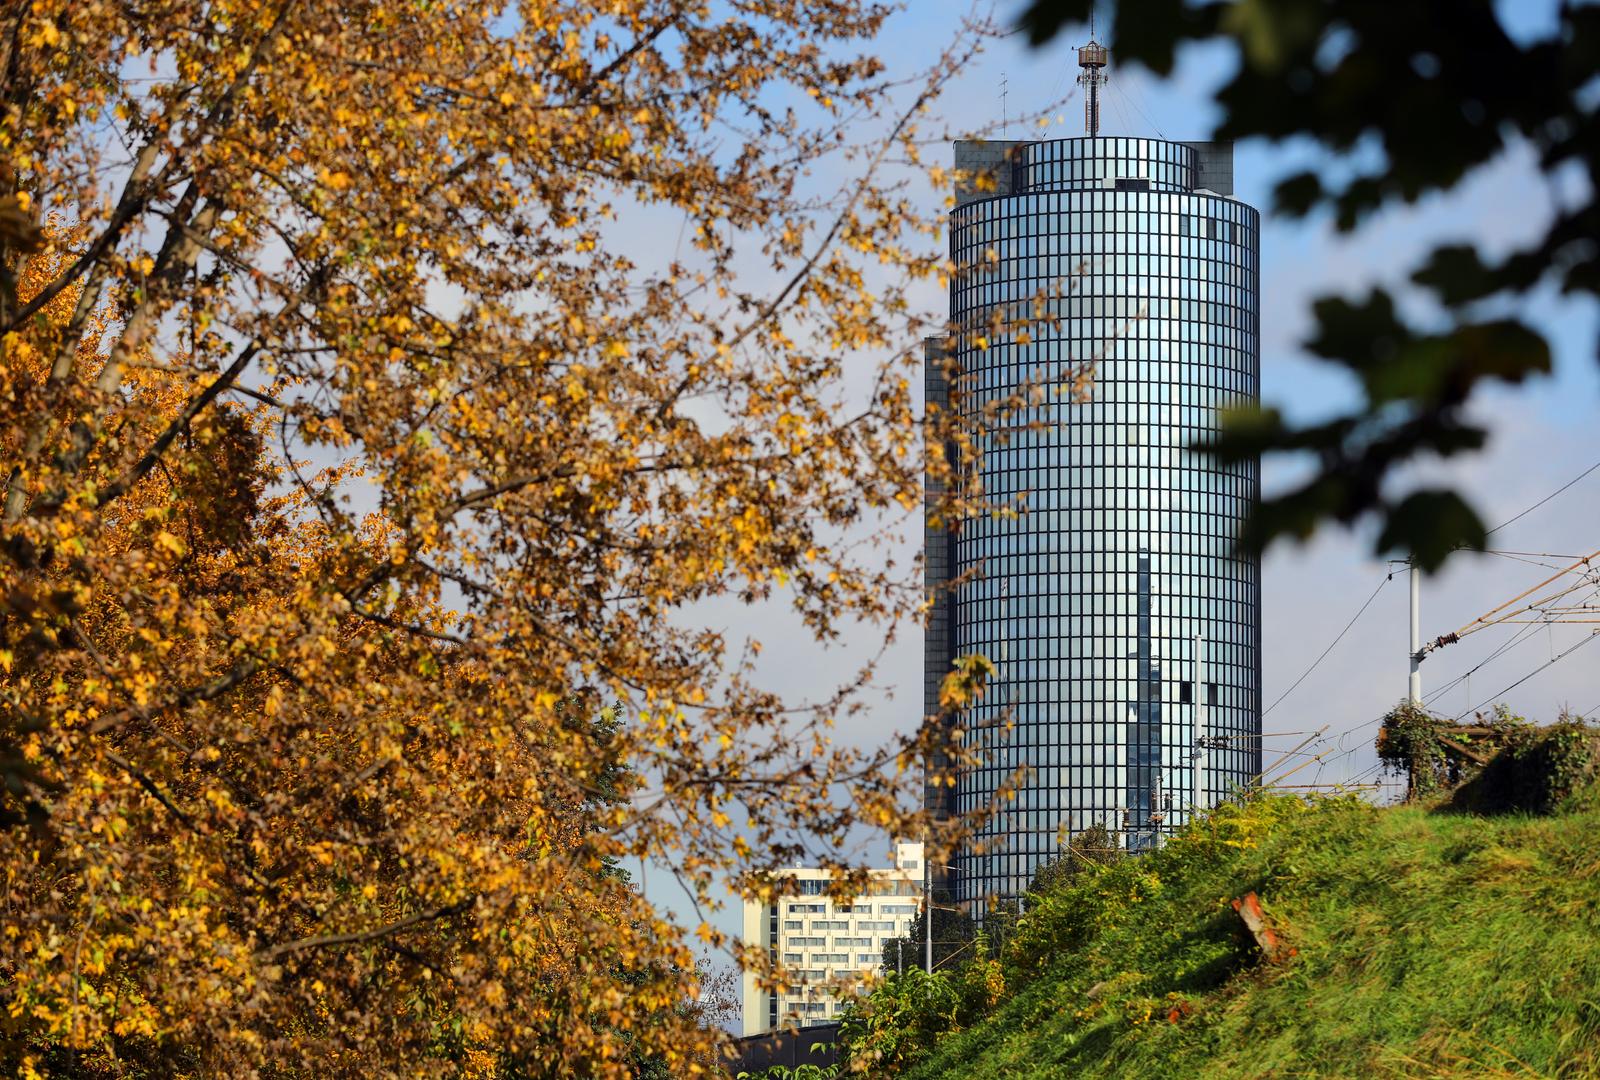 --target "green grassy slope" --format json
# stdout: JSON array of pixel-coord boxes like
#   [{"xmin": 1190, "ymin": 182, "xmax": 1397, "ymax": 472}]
[{"xmin": 907, "ymin": 795, "xmax": 1600, "ymax": 1079}]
